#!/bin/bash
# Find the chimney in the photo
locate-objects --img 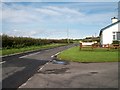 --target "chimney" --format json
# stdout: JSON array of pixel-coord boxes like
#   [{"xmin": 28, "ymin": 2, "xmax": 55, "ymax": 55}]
[{"xmin": 111, "ymin": 17, "xmax": 118, "ymax": 23}]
